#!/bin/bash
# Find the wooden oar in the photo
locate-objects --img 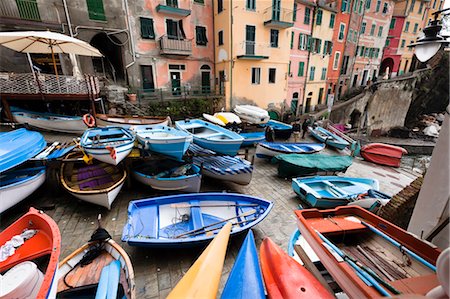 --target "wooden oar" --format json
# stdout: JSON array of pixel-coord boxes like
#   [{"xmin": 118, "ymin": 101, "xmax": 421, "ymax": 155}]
[
  {"xmin": 173, "ymin": 209, "xmax": 256, "ymax": 239},
  {"xmin": 35, "ymin": 141, "xmax": 59, "ymax": 159},
  {"xmin": 185, "ymin": 217, "xmax": 258, "ymax": 238},
  {"xmin": 356, "ymin": 245, "xmax": 395, "ymax": 281},
  {"xmin": 170, "ymin": 203, "xmax": 259, "ymax": 209}
]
